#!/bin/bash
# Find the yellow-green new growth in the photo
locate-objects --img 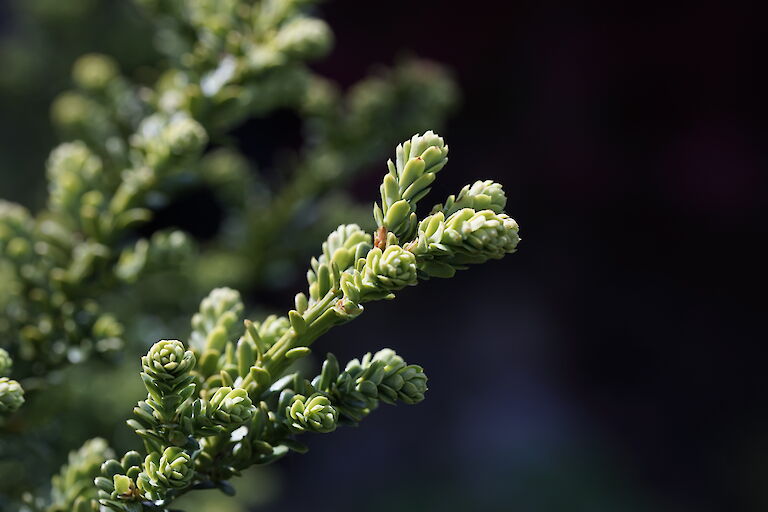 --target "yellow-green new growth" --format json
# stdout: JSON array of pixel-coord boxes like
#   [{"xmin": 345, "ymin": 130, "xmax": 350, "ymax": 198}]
[
  {"xmin": 207, "ymin": 387, "xmax": 255, "ymax": 429},
  {"xmin": 287, "ymin": 393, "xmax": 338, "ymax": 433},
  {"xmin": 372, "ymin": 348, "xmax": 428, "ymax": 405},
  {"xmin": 411, "ymin": 208, "xmax": 520, "ymax": 278},
  {"xmin": 341, "ymin": 245, "xmax": 419, "ymax": 302},
  {"xmin": 435, "ymin": 179, "xmax": 507, "ymax": 216},
  {"xmin": 138, "ymin": 447, "xmax": 195, "ymax": 500},
  {"xmin": 374, "ymin": 131, "xmax": 449, "ymax": 241},
  {"xmin": 95, "ymin": 449, "xmax": 145, "ymax": 509},
  {"xmin": 142, "ymin": 339, "xmax": 197, "ymax": 382},
  {"xmin": 306, "ymin": 224, "xmax": 372, "ymax": 304}
]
